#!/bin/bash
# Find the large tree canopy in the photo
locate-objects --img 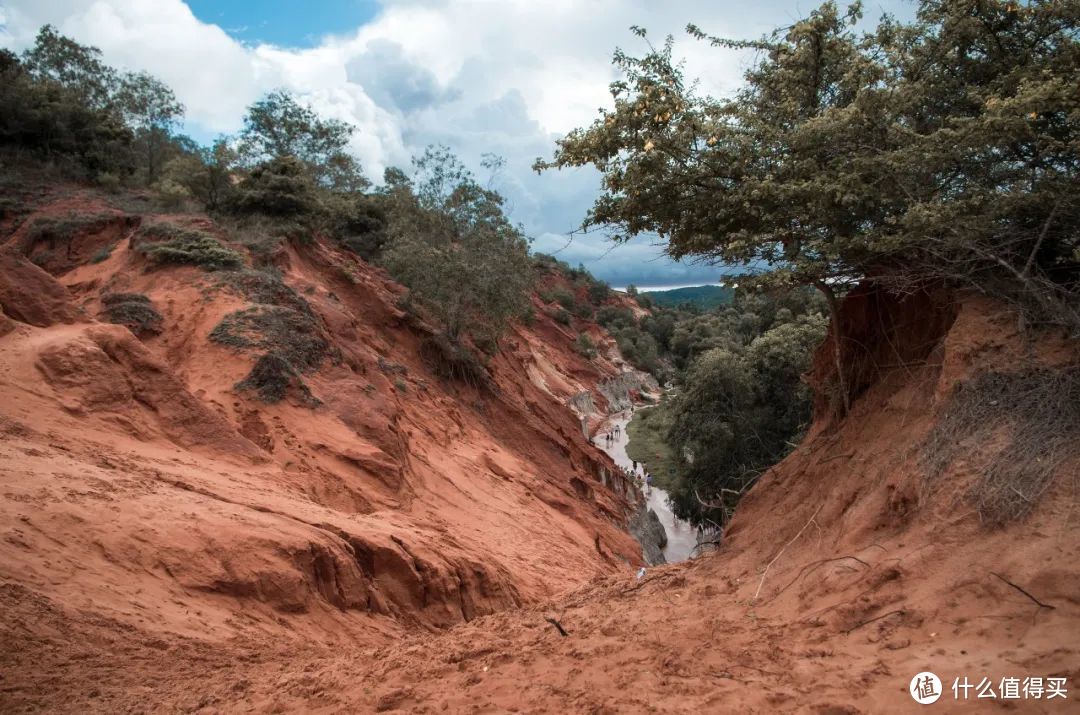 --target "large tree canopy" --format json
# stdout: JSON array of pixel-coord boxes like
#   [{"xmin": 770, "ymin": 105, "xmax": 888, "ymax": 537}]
[
  {"xmin": 238, "ymin": 89, "xmax": 366, "ymax": 190},
  {"xmin": 537, "ymin": 1, "xmax": 1080, "ymax": 333}
]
